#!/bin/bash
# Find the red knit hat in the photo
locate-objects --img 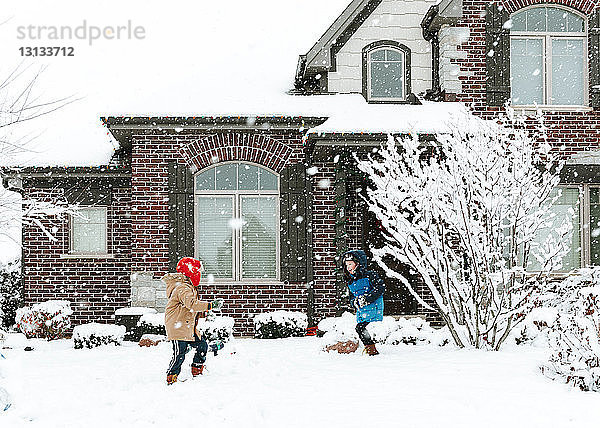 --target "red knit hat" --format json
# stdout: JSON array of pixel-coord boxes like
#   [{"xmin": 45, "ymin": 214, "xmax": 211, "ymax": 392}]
[{"xmin": 176, "ymin": 257, "xmax": 202, "ymax": 287}]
